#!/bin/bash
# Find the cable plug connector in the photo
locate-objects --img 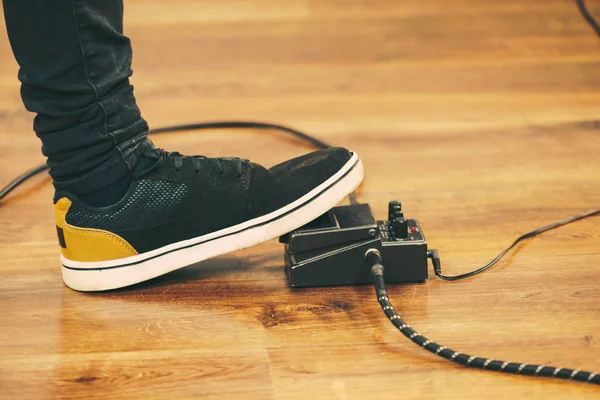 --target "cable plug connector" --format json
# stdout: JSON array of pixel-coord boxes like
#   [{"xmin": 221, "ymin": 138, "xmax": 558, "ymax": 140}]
[
  {"xmin": 365, "ymin": 248, "xmax": 384, "ymax": 274},
  {"xmin": 427, "ymin": 249, "xmax": 442, "ymax": 276},
  {"xmin": 365, "ymin": 248, "xmax": 386, "ymax": 297}
]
